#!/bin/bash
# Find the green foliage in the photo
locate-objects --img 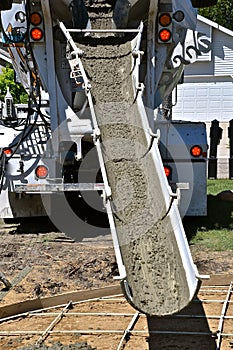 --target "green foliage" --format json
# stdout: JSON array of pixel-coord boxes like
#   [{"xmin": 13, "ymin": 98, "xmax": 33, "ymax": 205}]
[
  {"xmin": 184, "ymin": 180, "xmax": 233, "ymax": 249},
  {"xmin": 207, "ymin": 179, "xmax": 233, "ymax": 195},
  {"xmin": 0, "ymin": 65, "xmax": 28, "ymax": 103},
  {"xmin": 190, "ymin": 229, "xmax": 233, "ymax": 251},
  {"xmin": 199, "ymin": 1, "xmax": 233, "ymax": 31}
]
